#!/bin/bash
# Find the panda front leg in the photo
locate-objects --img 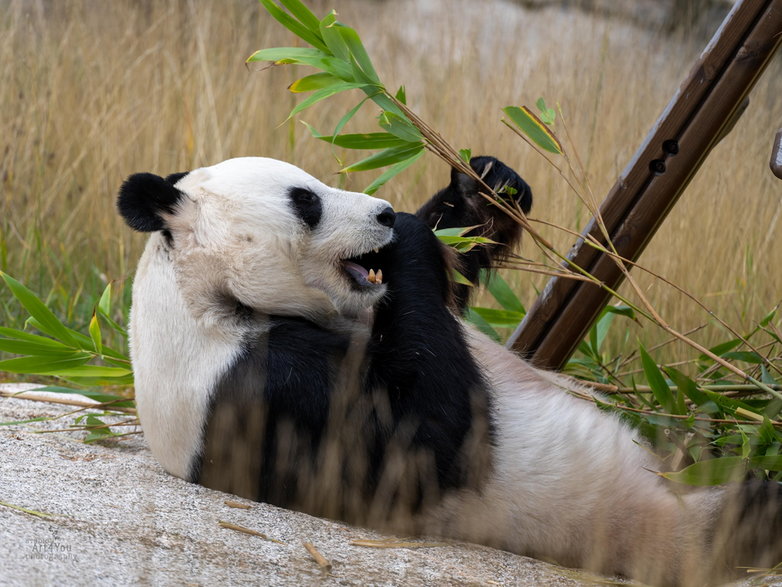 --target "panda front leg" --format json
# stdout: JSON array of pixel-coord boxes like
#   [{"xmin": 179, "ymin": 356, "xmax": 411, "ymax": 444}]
[{"xmin": 416, "ymin": 156, "xmax": 532, "ymax": 311}]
